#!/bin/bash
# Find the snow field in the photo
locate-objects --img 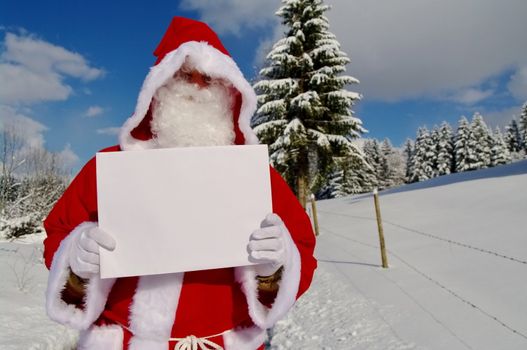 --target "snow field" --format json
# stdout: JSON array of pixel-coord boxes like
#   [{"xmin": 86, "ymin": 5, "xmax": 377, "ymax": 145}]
[
  {"xmin": 0, "ymin": 240, "xmax": 78, "ymax": 350},
  {"xmin": 273, "ymin": 160, "xmax": 527, "ymax": 349}
]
